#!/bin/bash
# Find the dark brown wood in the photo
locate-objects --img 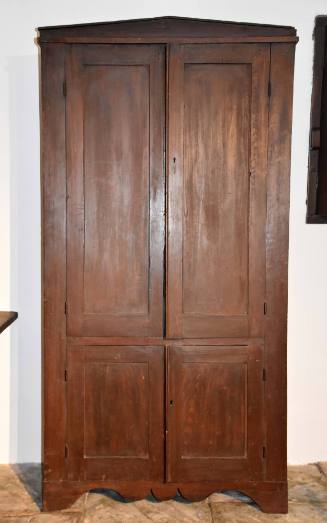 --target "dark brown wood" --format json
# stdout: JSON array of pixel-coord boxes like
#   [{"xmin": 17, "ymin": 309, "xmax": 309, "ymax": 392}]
[
  {"xmin": 67, "ymin": 337, "xmax": 264, "ymax": 346},
  {"xmin": 265, "ymin": 43, "xmax": 295, "ymax": 482},
  {"xmin": 38, "ymin": 36, "xmax": 298, "ymax": 45},
  {"xmin": 167, "ymin": 344, "xmax": 264, "ymax": 482},
  {"xmin": 0, "ymin": 311, "xmax": 18, "ymax": 334},
  {"xmin": 306, "ymin": 17, "xmax": 327, "ymax": 222},
  {"xmin": 38, "ymin": 16, "xmax": 297, "ymax": 44},
  {"xmin": 41, "ymin": 43, "xmax": 67, "ymax": 482},
  {"xmin": 39, "ymin": 16, "xmax": 296, "ymax": 515},
  {"xmin": 66, "ymin": 44, "xmax": 165, "ymax": 337},
  {"xmin": 66, "ymin": 345, "xmax": 164, "ymax": 481},
  {"xmin": 167, "ymin": 44, "xmax": 269, "ymax": 339},
  {"xmin": 43, "ymin": 479, "xmax": 287, "ymax": 513}
]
